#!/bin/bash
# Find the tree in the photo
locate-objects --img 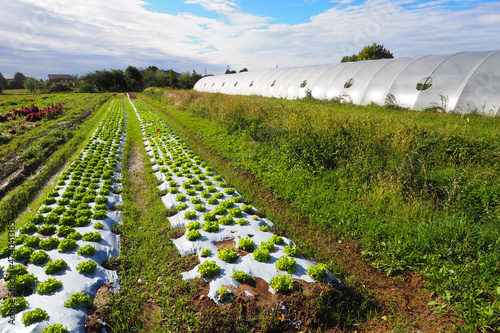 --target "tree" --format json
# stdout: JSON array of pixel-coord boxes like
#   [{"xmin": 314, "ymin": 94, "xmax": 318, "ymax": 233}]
[
  {"xmin": 341, "ymin": 43, "xmax": 393, "ymax": 62},
  {"xmin": 23, "ymin": 77, "xmax": 42, "ymax": 93},
  {"xmin": 125, "ymin": 66, "xmax": 142, "ymax": 91},
  {"xmin": 154, "ymin": 70, "xmax": 169, "ymax": 87},
  {"xmin": 0, "ymin": 72, "xmax": 6, "ymax": 93},
  {"xmin": 167, "ymin": 70, "xmax": 178, "ymax": 88},
  {"xmin": 189, "ymin": 70, "xmax": 202, "ymax": 88},
  {"xmin": 13, "ymin": 72, "xmax": 26, "ymax": 89}
]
